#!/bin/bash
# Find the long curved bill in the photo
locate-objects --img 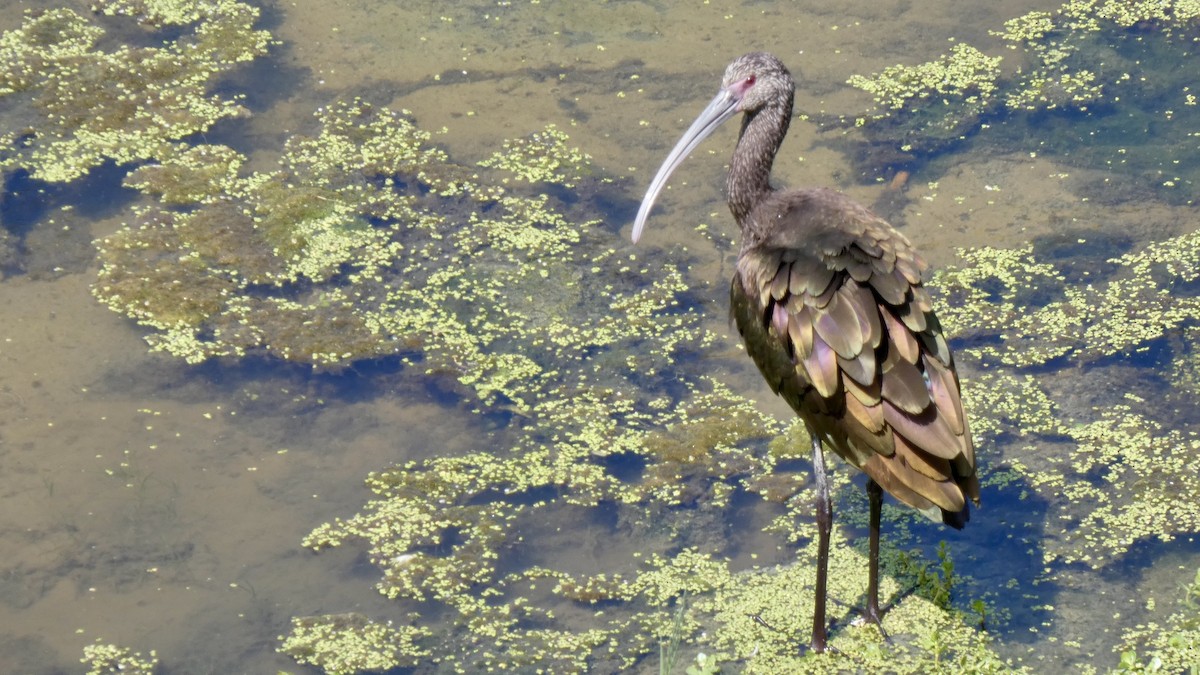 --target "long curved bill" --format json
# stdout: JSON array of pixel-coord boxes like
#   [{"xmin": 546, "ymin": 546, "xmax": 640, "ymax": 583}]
[{"xmin": 631, "ymin": 88, "xmax": 741, "ymax": 243}]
